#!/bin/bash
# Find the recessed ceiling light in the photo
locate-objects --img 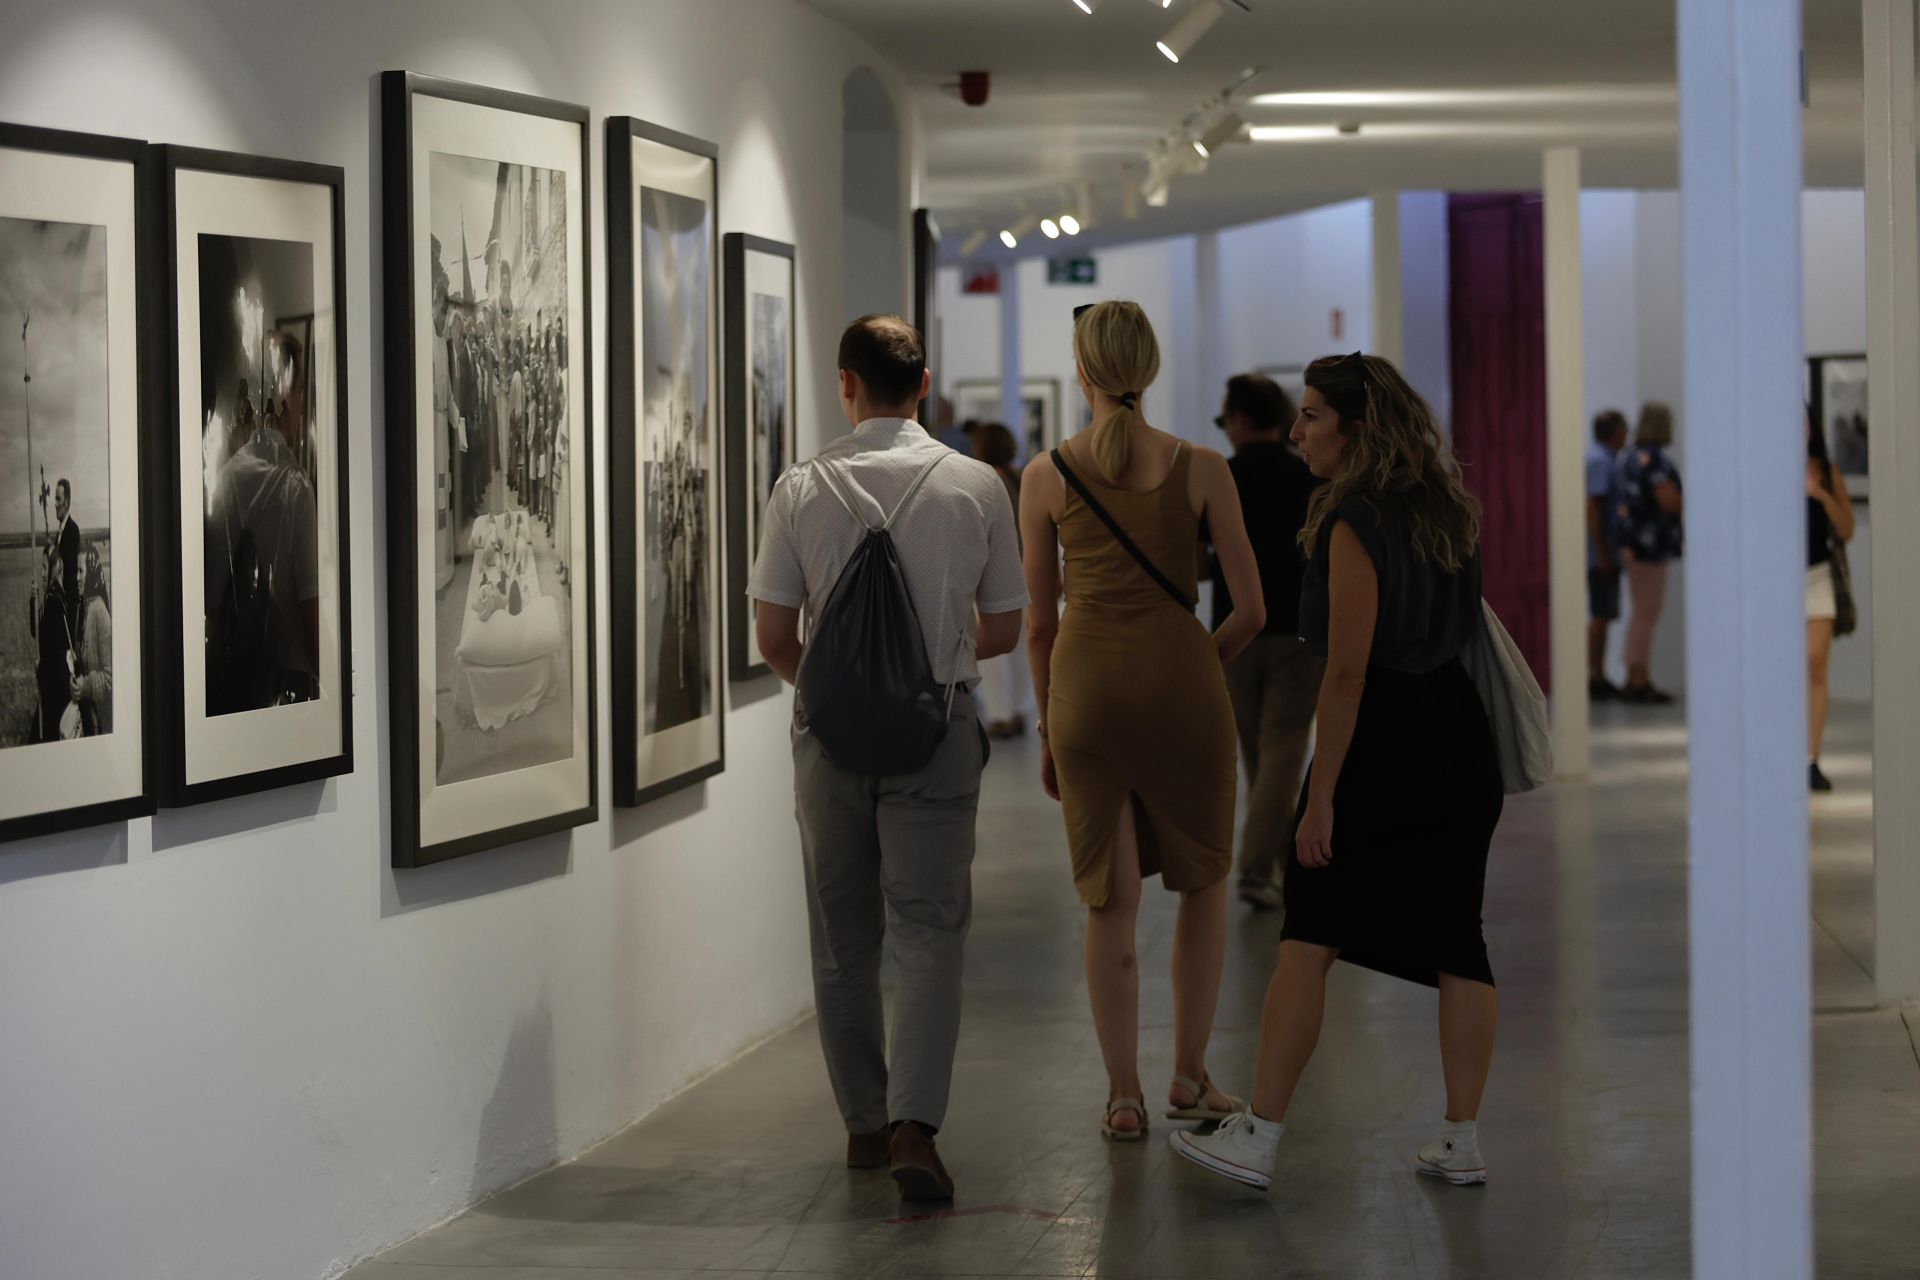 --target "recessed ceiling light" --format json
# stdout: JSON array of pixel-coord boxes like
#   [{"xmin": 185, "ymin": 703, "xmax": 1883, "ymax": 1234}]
[
  {"xmin": 1060, "ymin": 214, "xmax": 1082, "ymax": 236},
  {"xmin": 1041, "ymin": 217, "xmax": 1061, "ymax": 239},
  {"xmin": 1246, "ymin": 124, "xmax": 1347, "ymax": 142},
  {"xmin": 999, "ymin": 229, "xmax": 1019, "ymax": 249},
  {"xmin": 1247, "ymin": 85, "xmax": 1678, "ymax": 109}
]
